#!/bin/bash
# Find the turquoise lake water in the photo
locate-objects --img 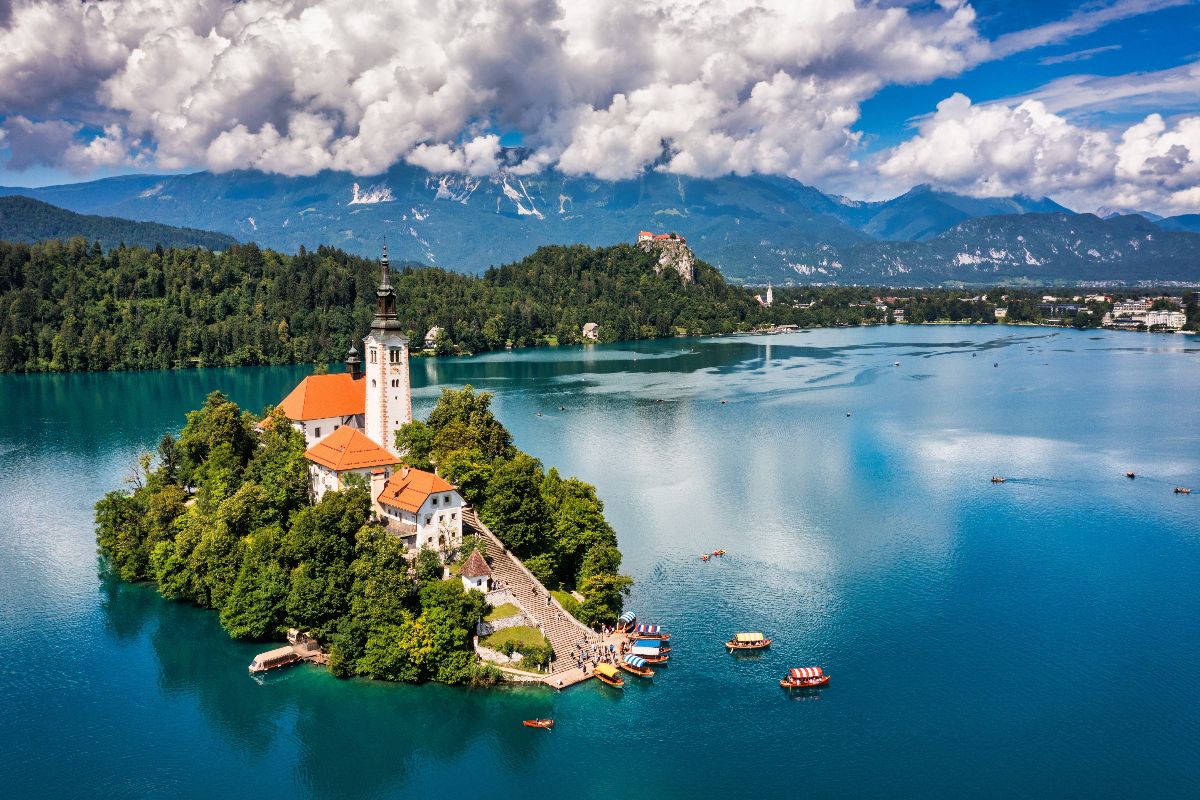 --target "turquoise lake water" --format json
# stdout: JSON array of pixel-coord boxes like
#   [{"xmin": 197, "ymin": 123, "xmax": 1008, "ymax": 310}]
[{"xmin": 2, "ymin": 326, "xmax": 1198, "ymax": 798}]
